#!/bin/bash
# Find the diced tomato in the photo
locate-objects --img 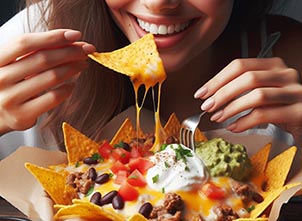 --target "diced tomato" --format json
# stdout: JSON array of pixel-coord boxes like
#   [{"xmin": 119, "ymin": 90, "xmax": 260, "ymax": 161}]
[
  {"xmin": 110, "ymin": 161, "xmax": 129, "ymax": 175},
  {"xmin": 130, "ymin": 146, "xmax": 141, "ymax": 158},
  {"xmin": 98, "ymin": 141, "xmax": 113, "ymax": 159},
  {"xmin": 128, "ymin": 157, "xmax": 154, "ymax": 175},
  {"xmin": 118, "ymin": 181, "xmax": 139, "ymax": 201},
  {"xmin": 201, "ymin": 182, "xmax": 226, "ymax": 200},
  {"xmin": 127, "ymin": 169, "xmax": 147, "ymax": 187},
  {"xmin": 114, "ymin": 170, "xmax": 129, "ymax": 185},
  {"xmin": 111, "ymin": 148, "xmax": 131, "ymax": 164},
  {"xmin": 135, "ymin": 143, "xmax": 153, "ymax": 157}
]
